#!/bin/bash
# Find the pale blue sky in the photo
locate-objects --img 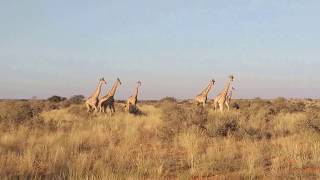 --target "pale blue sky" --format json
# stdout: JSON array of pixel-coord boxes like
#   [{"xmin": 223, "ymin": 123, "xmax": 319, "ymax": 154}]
[{"xmin": 1, "ymin": 0, "xmax": 319, "ymax": 99}]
